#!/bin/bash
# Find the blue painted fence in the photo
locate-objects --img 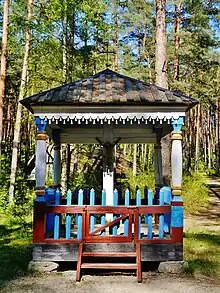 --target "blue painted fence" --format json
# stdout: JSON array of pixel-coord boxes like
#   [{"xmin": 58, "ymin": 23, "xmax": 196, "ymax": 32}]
[{"xmin": 46, "ymin": 186, "xmax": 172, "ymax": 241}]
